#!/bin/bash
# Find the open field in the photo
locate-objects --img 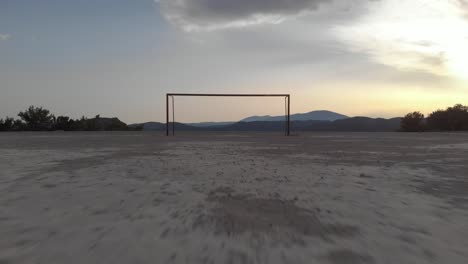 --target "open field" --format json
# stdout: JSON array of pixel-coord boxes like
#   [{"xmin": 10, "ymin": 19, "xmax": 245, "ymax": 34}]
[{"xmin": 1, "ymin": 132, "xmax": 468, "ymax": 264}]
